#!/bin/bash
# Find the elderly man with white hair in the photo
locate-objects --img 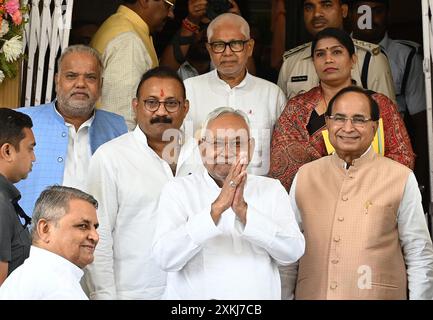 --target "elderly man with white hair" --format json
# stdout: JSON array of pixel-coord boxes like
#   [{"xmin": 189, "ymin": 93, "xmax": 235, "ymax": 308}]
[
  {"xmin": 183, "ymin": 13, "xmax": 287, "ymax": 176},
  {"xmin": 152, "ymin": 107, "xmax": 305, "ymax": 300}
]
